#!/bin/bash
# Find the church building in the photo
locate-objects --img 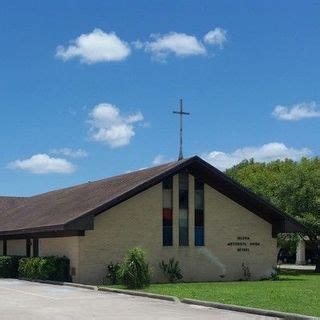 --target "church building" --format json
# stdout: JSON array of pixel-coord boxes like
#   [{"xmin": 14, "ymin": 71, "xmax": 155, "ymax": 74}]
[{"xmin": 0, "ymin": 156, "xmax": 304, "ymax": 284}]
